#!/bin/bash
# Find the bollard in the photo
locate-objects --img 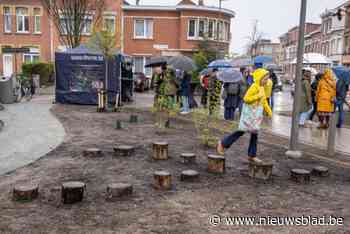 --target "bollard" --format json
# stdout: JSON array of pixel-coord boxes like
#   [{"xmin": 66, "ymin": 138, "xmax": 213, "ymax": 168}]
[
  {"xmin": 97, "ymin": 89, "xmax": 106, "ymax": 112},
  {"xmin": 327, "ymin": 112, "xmax": 338, "ymax": 157}
]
